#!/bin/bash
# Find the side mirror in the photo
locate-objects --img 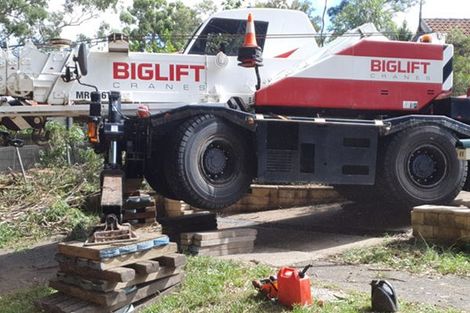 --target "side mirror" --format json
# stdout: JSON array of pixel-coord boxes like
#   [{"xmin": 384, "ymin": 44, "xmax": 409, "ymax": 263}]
[{"xmin": 74, "ymin": 43, "xmax": 88, "ymax": 76}]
